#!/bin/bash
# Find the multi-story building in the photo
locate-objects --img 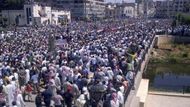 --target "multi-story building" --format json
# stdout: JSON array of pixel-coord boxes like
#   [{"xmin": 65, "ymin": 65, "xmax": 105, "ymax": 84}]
[
  {"xmin": 0, "ymin": 3, "xmax": 71, "ymax": 26},
  {"xmin": 123, "ymin": 3, "xmax": 138, "ymax": 18},
  {"xmin": 105, "ymin": 4, "xmax": 115, "ymax": 18},
  {"xmin": 155, "ymin": 0, "xmax": 190, "ymax": 18},
  {"xmin": 55, "ymin": 0, "xmax": 105, "ymax": 19},
  {"xmin": 105, "ymin": 3, "xmax": 138, "ymax": 19}
]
